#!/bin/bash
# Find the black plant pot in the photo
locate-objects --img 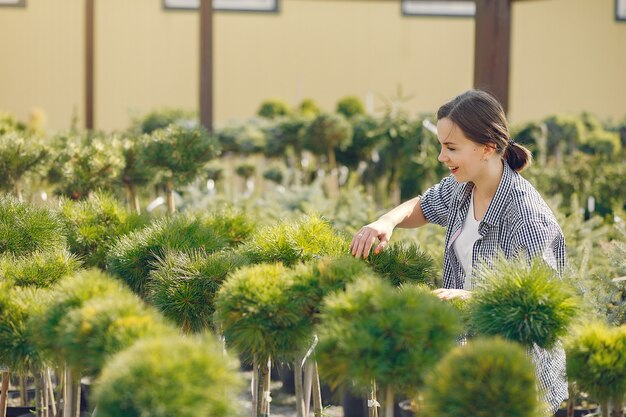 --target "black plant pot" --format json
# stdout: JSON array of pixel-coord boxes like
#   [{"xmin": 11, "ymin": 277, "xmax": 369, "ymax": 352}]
[
  {"xmin": 554, "ymin": 408, "xmax": 599, "ymax": 417},
  {"xmin": 6, "ymin": 406, "xmax": 35, "ymax": 417}
]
